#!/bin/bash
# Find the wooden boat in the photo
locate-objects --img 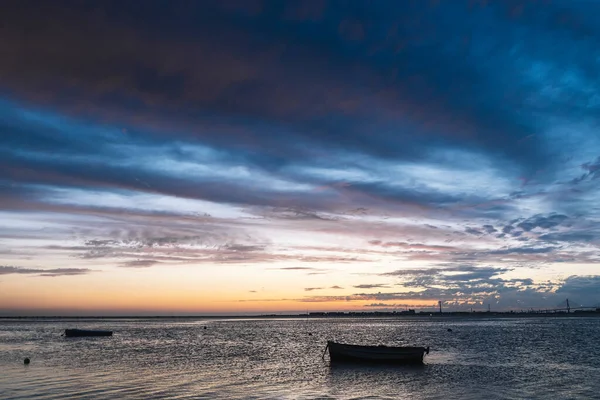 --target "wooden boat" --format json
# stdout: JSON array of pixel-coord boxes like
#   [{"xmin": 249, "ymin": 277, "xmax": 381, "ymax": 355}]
[
  {"xmin": 64, "ymin": 329, "xmax": 113, "ymax": 337},
  {"xmin": 325, "ymin": 341, "xmax": 429, "ymax": 364}
]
